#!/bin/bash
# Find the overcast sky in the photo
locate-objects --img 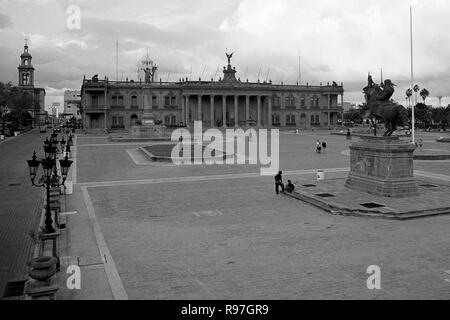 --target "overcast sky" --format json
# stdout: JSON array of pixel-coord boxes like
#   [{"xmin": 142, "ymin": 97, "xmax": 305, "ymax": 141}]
[{"xmin": 1, "ymin": 0, "xmax": 449, "ymax": 111}]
